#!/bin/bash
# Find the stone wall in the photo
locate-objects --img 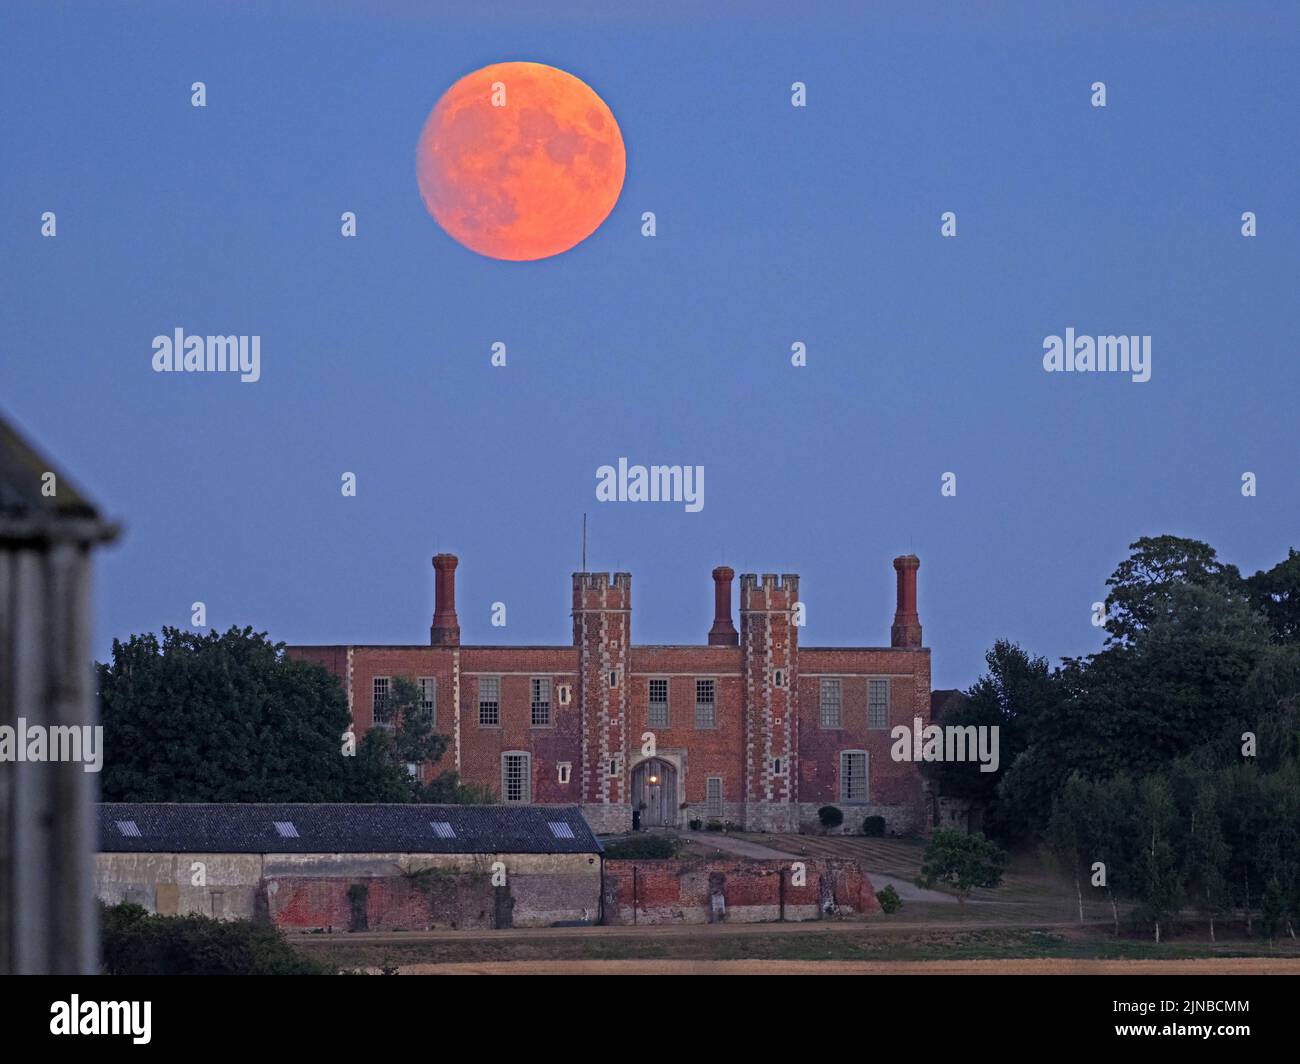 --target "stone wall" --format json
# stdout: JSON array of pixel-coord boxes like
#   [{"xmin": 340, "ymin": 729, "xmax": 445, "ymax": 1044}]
[{"xmin": 95, "ymin": 851, "xmax": 602, "ymax": 930}]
